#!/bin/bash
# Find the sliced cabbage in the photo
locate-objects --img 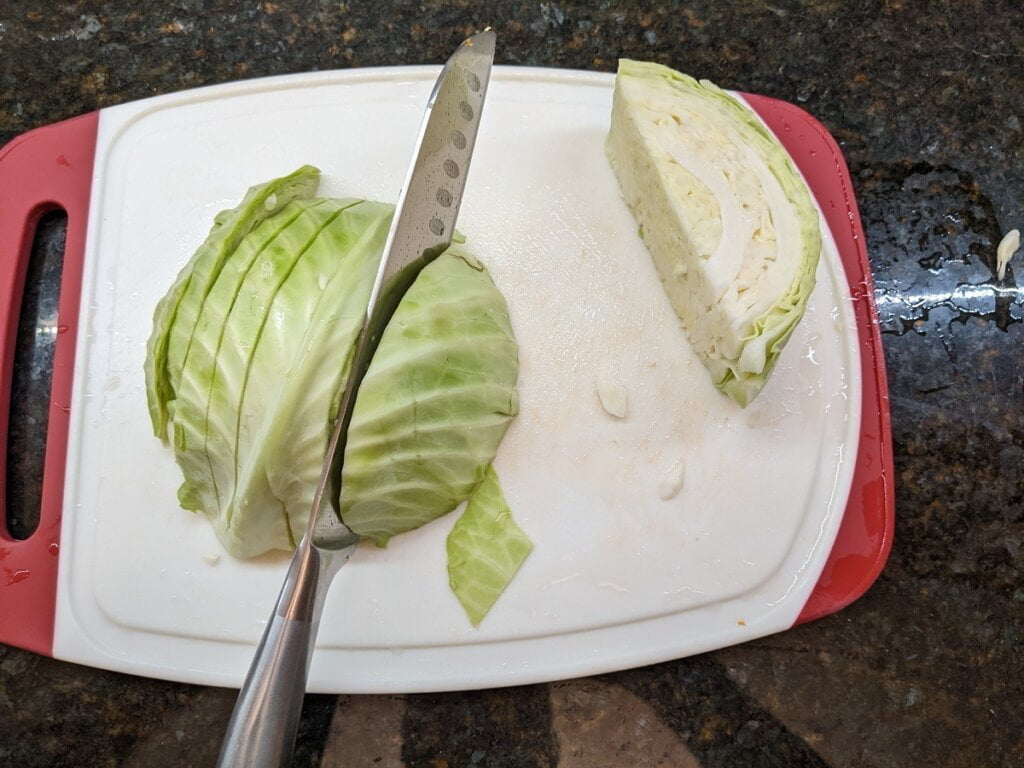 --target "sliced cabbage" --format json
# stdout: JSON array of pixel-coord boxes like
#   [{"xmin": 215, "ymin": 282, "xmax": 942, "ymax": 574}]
[
  {"xmin": 446, "ymin": 466, "xmax": 532, "ymax": 626},
  {"xmin": 146, "ymin": 171, "xmax": 527, "ymax": 624},
  {"xmin": 606, "ymin": 60, "xmax": 821, "ymax": 406},
  {"xmin": 145, "ymin": 165, "xmax": 321, "ymax": 438},
  {"xmin": 172, "ymin": 198, "xmax": 390, "ymax": 556},
  {"xmin": 340, "ymin": 248, "xmax": 520, "ymax": 546}
]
